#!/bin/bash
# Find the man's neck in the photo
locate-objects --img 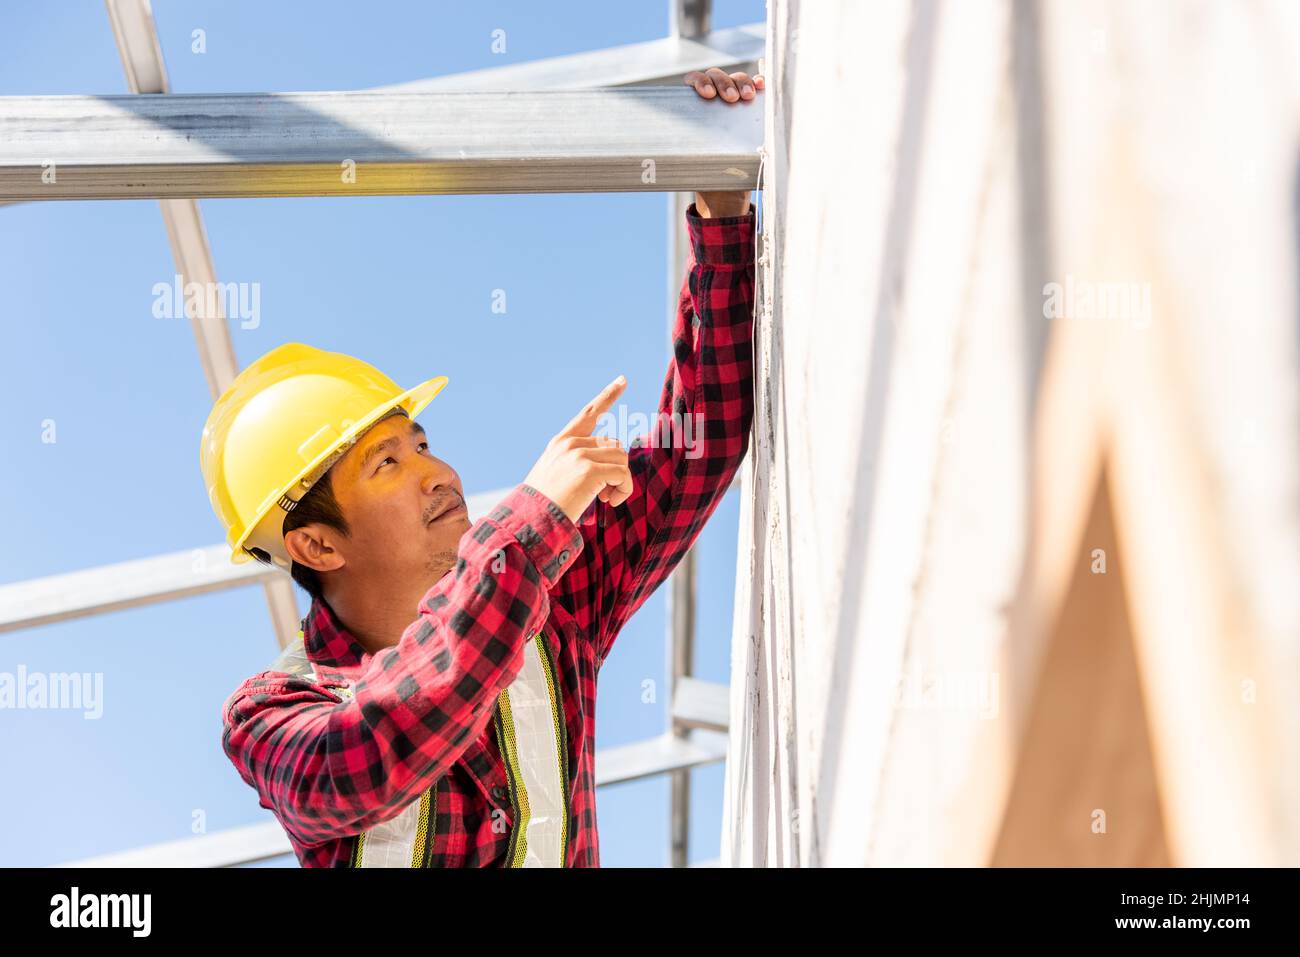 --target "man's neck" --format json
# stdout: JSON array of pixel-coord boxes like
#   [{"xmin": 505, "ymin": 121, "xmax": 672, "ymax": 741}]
[{"xmin": 323, "ymin": 580, "xmax": 433, "ymax": 657}]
